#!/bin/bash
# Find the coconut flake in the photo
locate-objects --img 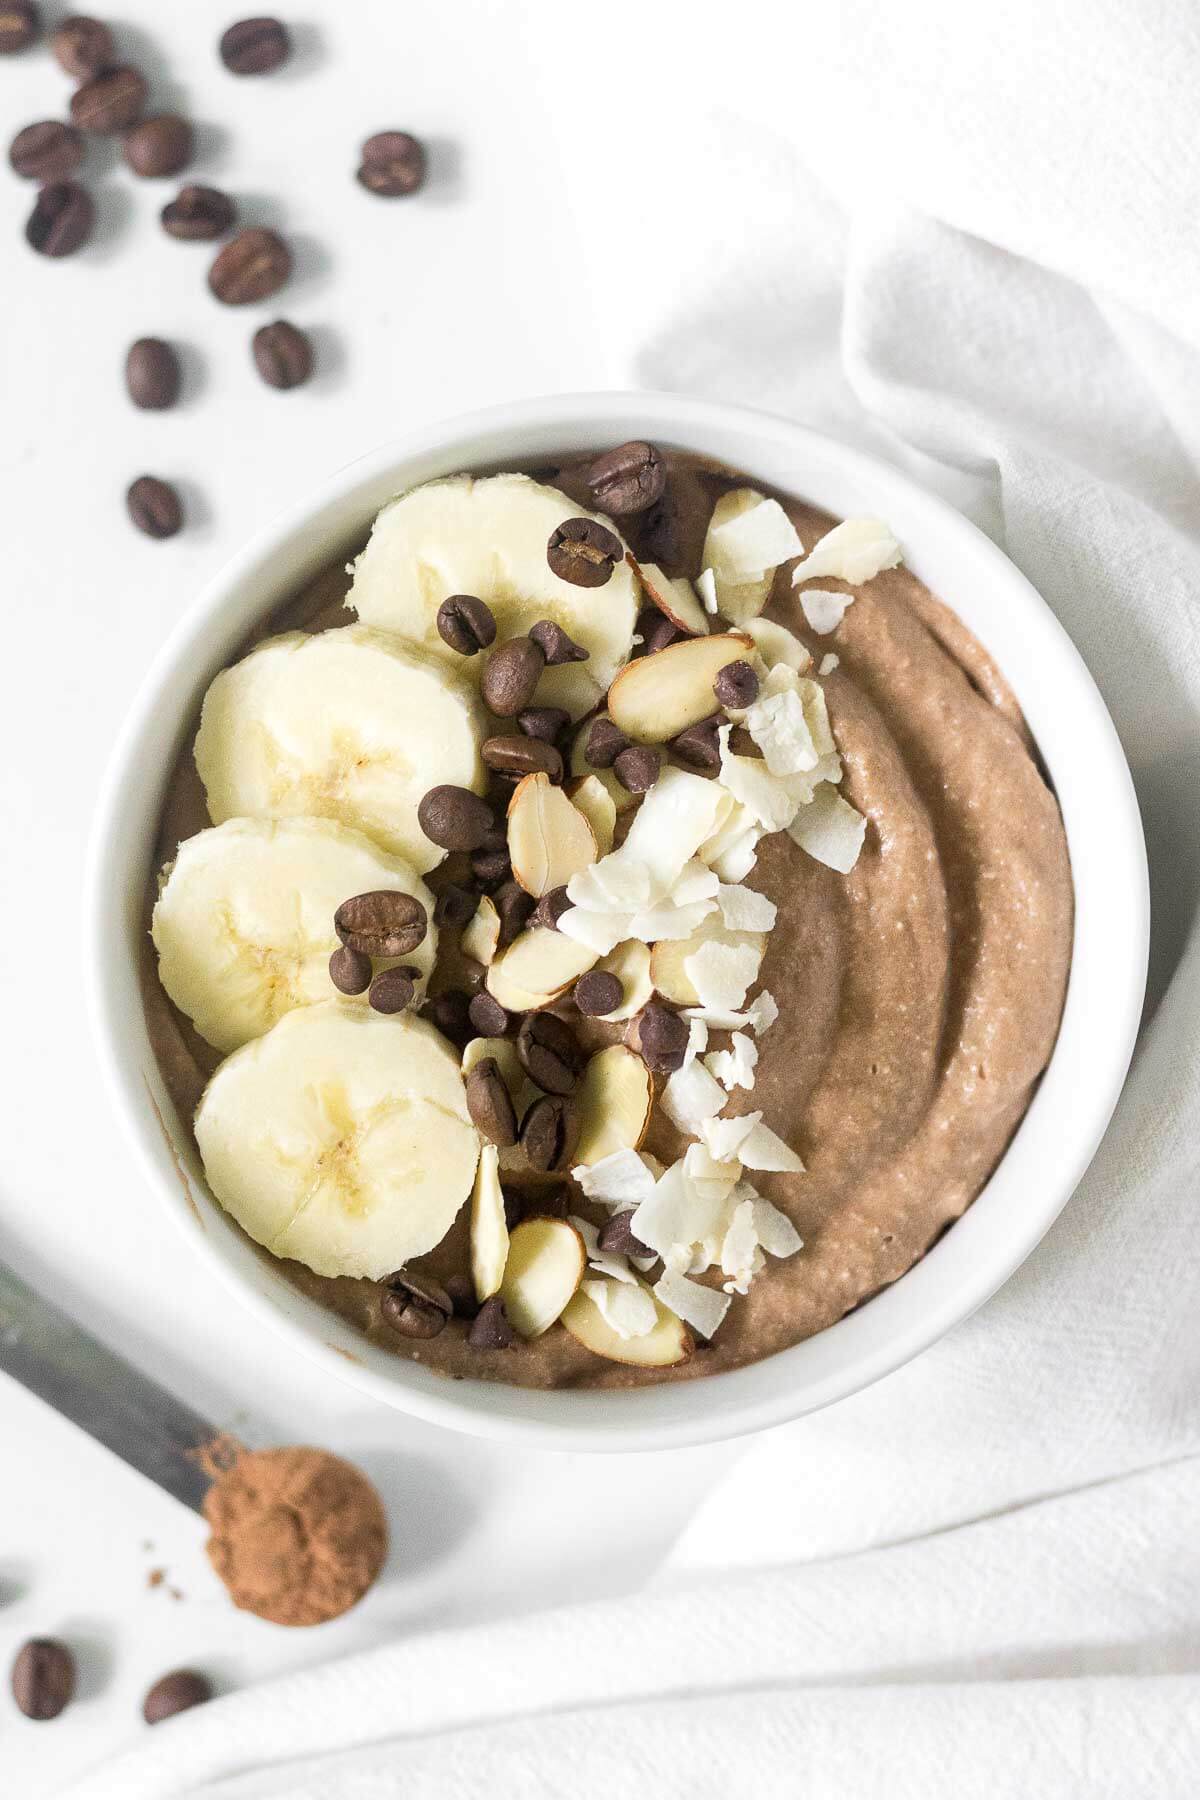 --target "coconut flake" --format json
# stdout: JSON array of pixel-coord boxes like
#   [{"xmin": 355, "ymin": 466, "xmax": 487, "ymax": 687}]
[
  {"xmin": 700, "ymin": 1111, "xmax": 762, "ymax": 1162},
  {"xmin": 716, "ymin": 884, "xmax": 777, "ymax": 932},
  {"xmin": 819, "ymin": 652, "xmax": 840, "ymax": 675},
  {"xmin": 616, "ymin": 767, "xmax": 729, "ymax": 897},
  {"xmin": 684, "ymin": 1017, "xmax": 709, "ymax": 1068},
  {"xmin": 711, "ymin": 831, "xmax": 761, "ymax": 884},
  {"xmin": 682, "ymin": 1141, "xmax": 742, "ymax": 1204},
  {"xmin": 799, "ymin": 679, "xmax": 836, "ymax": 758},
  {"xmin": 800, "ymin": 588, "xmax": 855, "ymax": 634},
  {"xmin": 582, "ymin": 1276, "xmax": 658, "ymax": 1339},
  {"xmin": 568, "ymin": 860, "xmax": 654, "ymax": 913},
  {"xmin": 718, "ymin": 728, "xmax": 802, "ymax": 833},
  {"xmin": 706, "ymin": 1030, "xmax": 759, "ymax": 1092},
  {"xmin": 707, "ymin": 497, "xmax": 802, "ymax": 578},
  {"xmin": 739, "ymin": 1119, "xmax": 806, "ymax": 1173},
  {"xmin": 558, "ymin": 905, "xmax": 630, "ymax": 956},
  {"xmin": 653, "ymin": 1268, "xmax": 731, "ymax": 1340},
  {"xmin": 791, "ymin": 517, "xmax": 902, "ymax": 586},
  {"xmin": 751, "ymin": 1196, "xmax": 804, "ymax": 1258},
  {"xmin": 660, "ymin": 1058, "xmax": 728, "ymax": 1133},
  {"xmin": 627, "ymin": 897, "xmax": 717, "ymax": 943},
  {"xmin": 672, "ymin": 860, "xmax": 721, "ymax": 907},
  {"xmin": 697, "ymin": 567, "xmax": 719, "ymax": 616},
  {"xmin": 684, "ymin": 939, "xmax": 763, "ymax": 1013},
  {"xmin": 745, "ymin": 989, "xmax": 779, "ymax": 1035},
  {"xmin": 572, "ymin": 1148, "xmax": 657, "ymax": 1208},
  {"xmin": 720, "ymin": 1200, "xmax": 765, "ymax": 1294},
  {"xmin": 788, "ymin": 784, "xmax": 867, "ymax": 874}
]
